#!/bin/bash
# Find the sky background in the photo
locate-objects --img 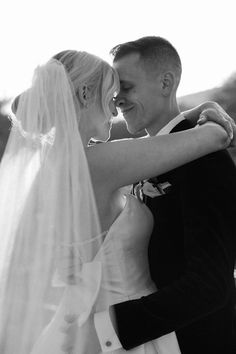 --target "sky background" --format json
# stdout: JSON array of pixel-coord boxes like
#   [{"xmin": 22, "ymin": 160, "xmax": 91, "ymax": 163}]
[{"xmin": 1, "ymin": 0, "xmax": 236, "ymax": 99}]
